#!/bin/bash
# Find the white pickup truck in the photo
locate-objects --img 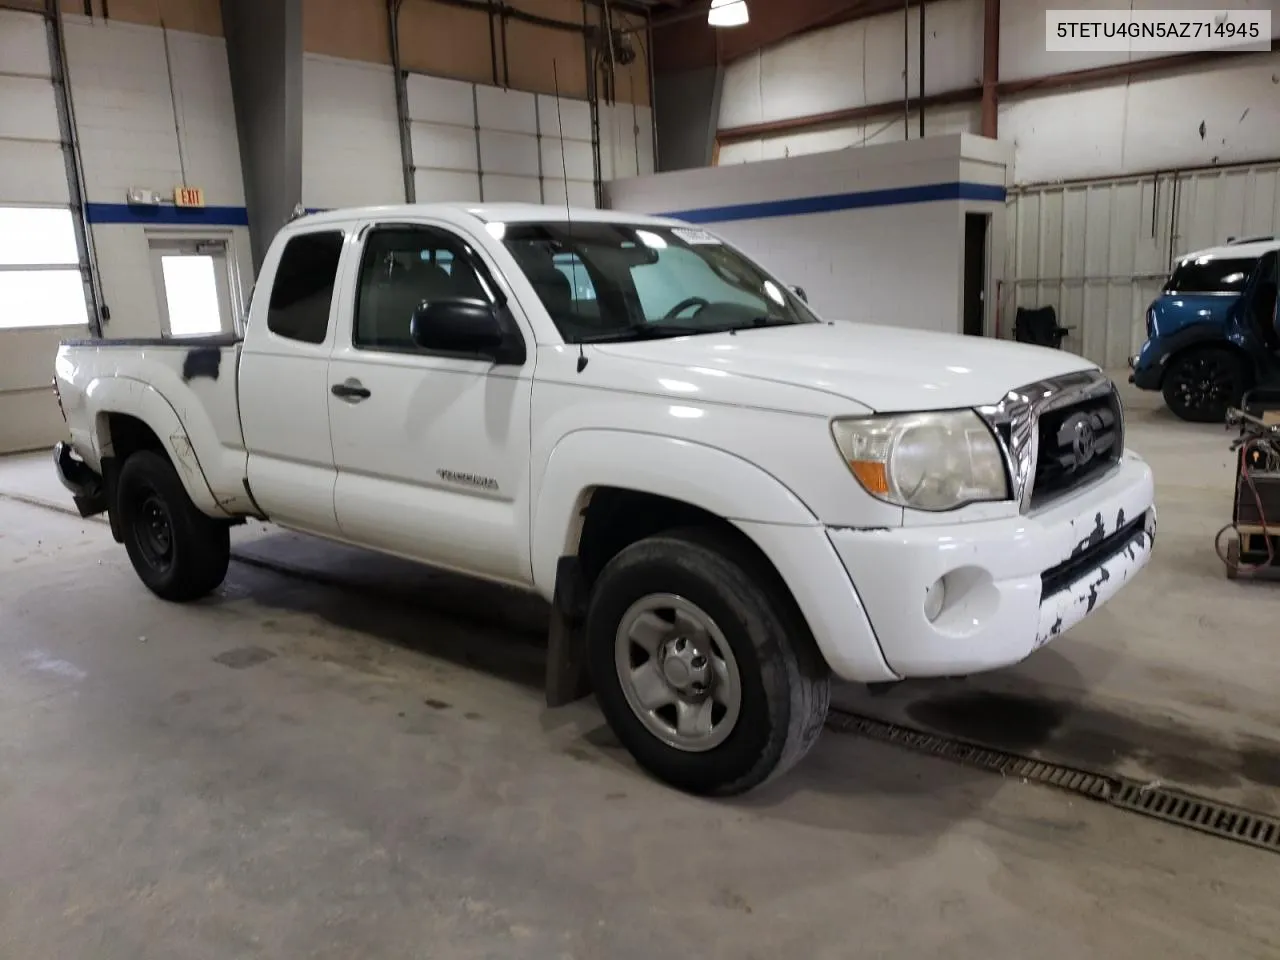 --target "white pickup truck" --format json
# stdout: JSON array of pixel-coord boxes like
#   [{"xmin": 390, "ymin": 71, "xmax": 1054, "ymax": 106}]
[{"xmin": 53, "ymin": 203, "xmax": 1156, "ymax": 795}]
